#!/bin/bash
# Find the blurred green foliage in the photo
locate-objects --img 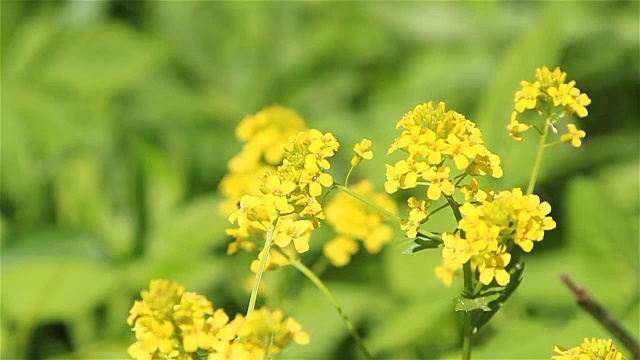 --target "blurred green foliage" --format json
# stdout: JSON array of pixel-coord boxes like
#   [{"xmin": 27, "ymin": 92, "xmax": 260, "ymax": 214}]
[{"xmin": 1, "ymin": 1, "xmax": 638, "ymax": 359}]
